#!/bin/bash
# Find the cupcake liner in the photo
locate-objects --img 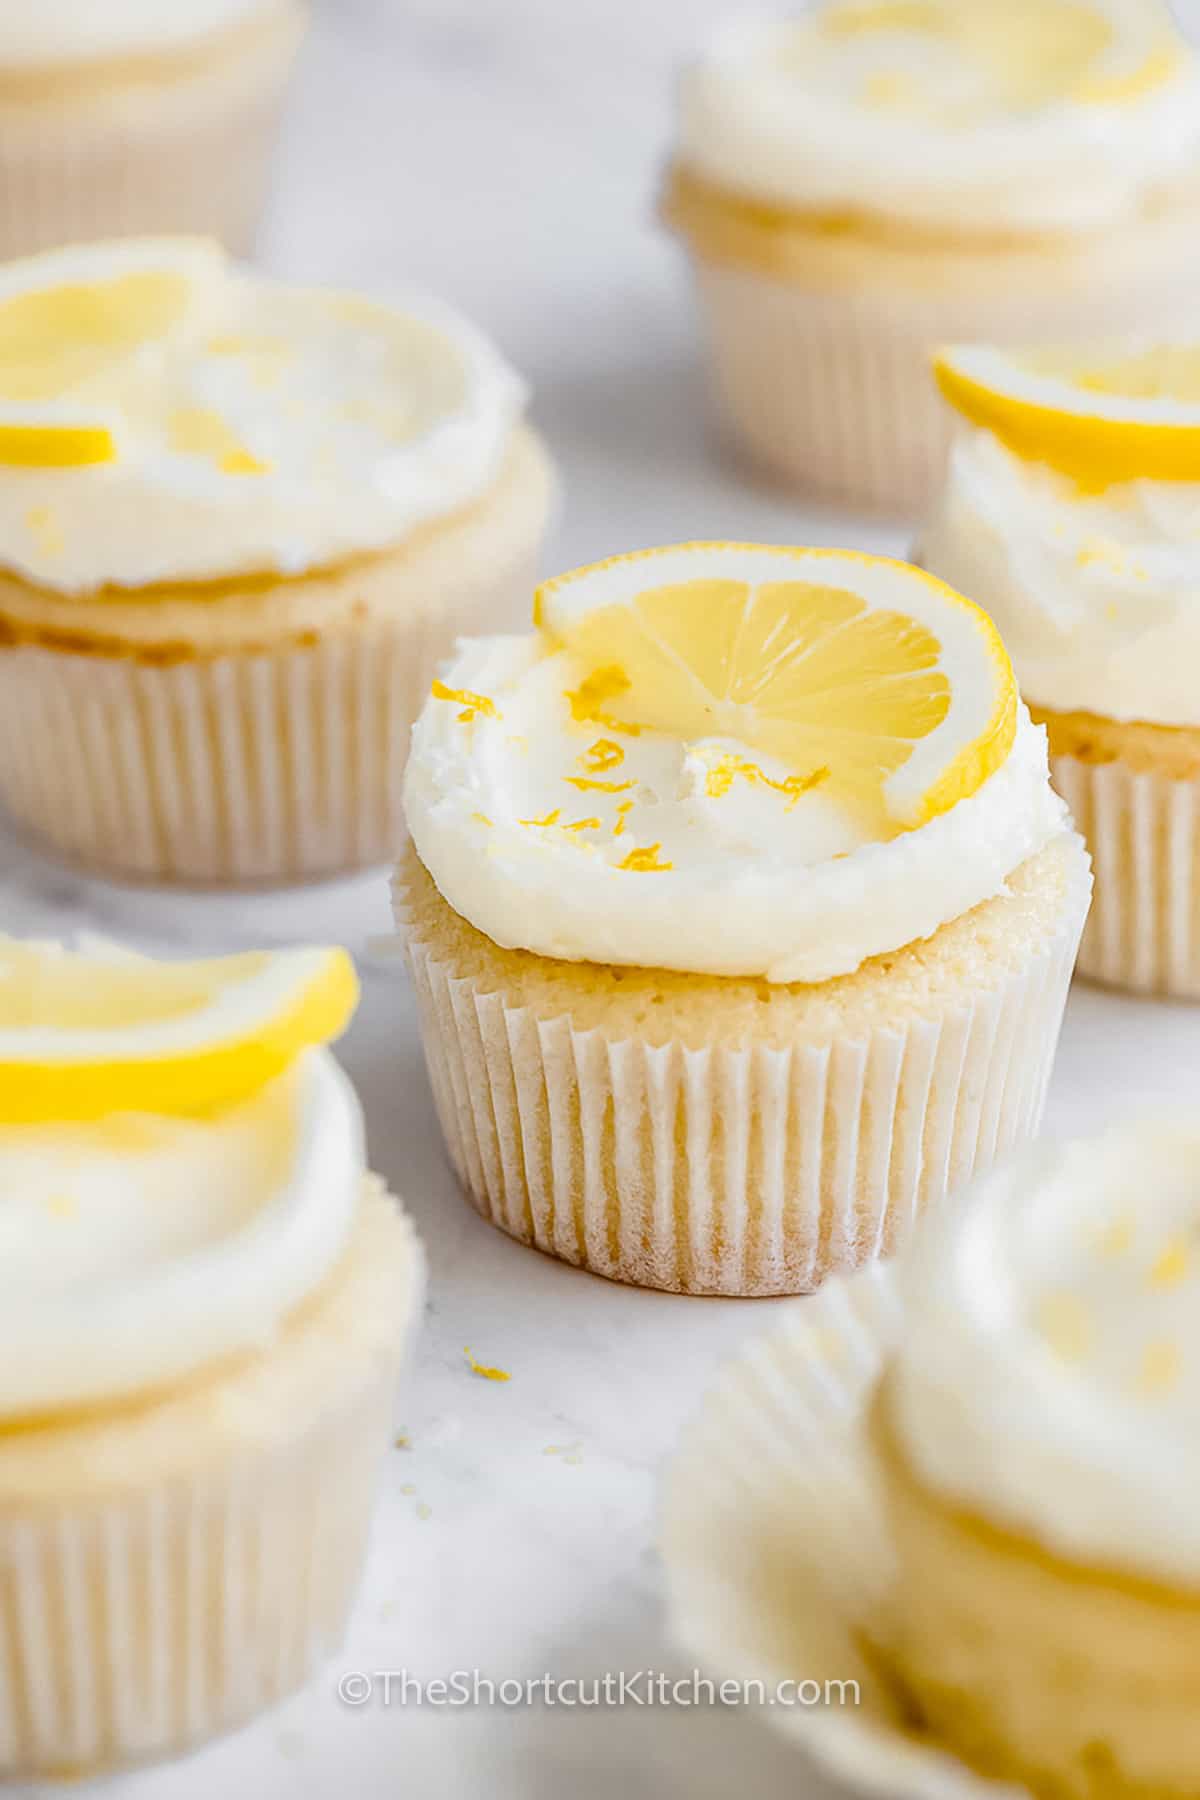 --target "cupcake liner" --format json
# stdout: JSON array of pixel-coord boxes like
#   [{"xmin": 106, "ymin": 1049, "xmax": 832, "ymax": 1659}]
[
  {"xmin": 0, "ymin": 549, "xmax": 539, "ymax": 885},
  {"xmin": 0, "ymin": 7, "xmax": 305, "ymax": 258},
  {"xmin": 660, "ymin": 1262, "xmax": 1011, "ymax": 1800},
  {"xmin": 0, "ymin": 1184, "xmax": 422, "ymax": 1778},
  {"xmin": 395, "ymin": 849, "xmax": 1089, "ymax": 1296},
  {"xmin": 1051, "ymin": 753, "xmax": 1200, "ymax": 1000},
  {"xmin": 685, "ymin": 249, "xmax": 1200, "ymax": 516}
]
